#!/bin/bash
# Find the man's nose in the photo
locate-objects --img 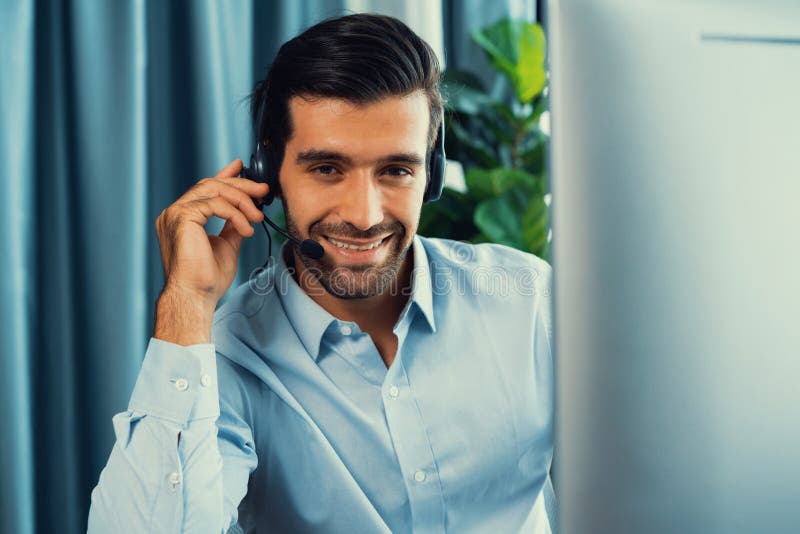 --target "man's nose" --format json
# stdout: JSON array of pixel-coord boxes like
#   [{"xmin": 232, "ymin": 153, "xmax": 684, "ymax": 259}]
[{"xmin": 338, "ymin": 172, "xmax": 385, "ymax": 231}]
